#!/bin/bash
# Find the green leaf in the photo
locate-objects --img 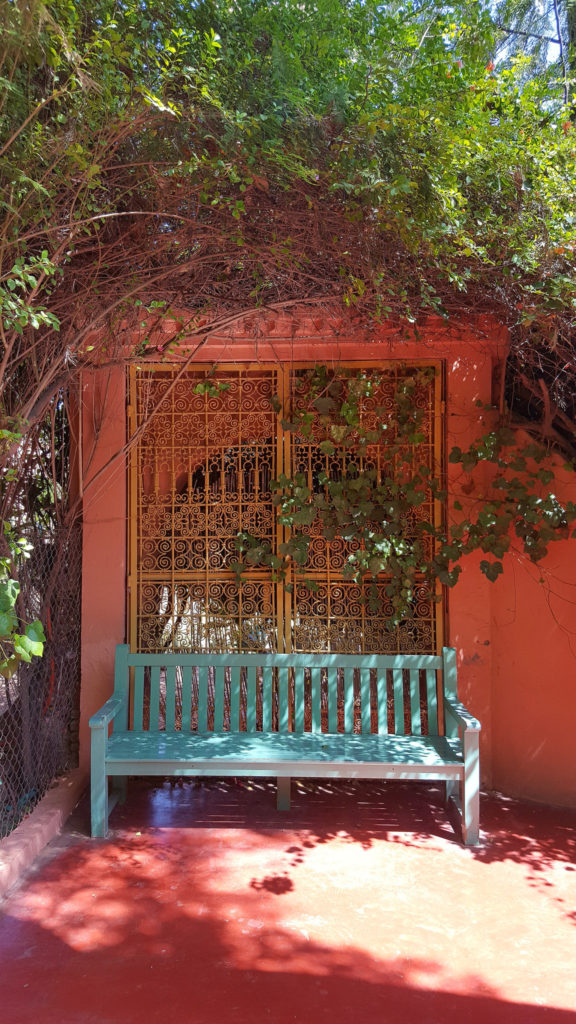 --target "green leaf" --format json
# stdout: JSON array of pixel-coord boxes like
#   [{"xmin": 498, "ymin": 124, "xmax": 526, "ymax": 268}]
[
  {"xmin": 480, "ymin": 560, "xmax": 504, "ymax": 583},
  {"xmin": 0, "ymin": 609, "xmax": 17, "ymax": 637},
  {"xmin": 0, "ymin": 578, "xmax": 19, "ymax": 613},
  {"xmin": 26, "ymin": 620, "xmax": 46, "ymax": 645}
]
